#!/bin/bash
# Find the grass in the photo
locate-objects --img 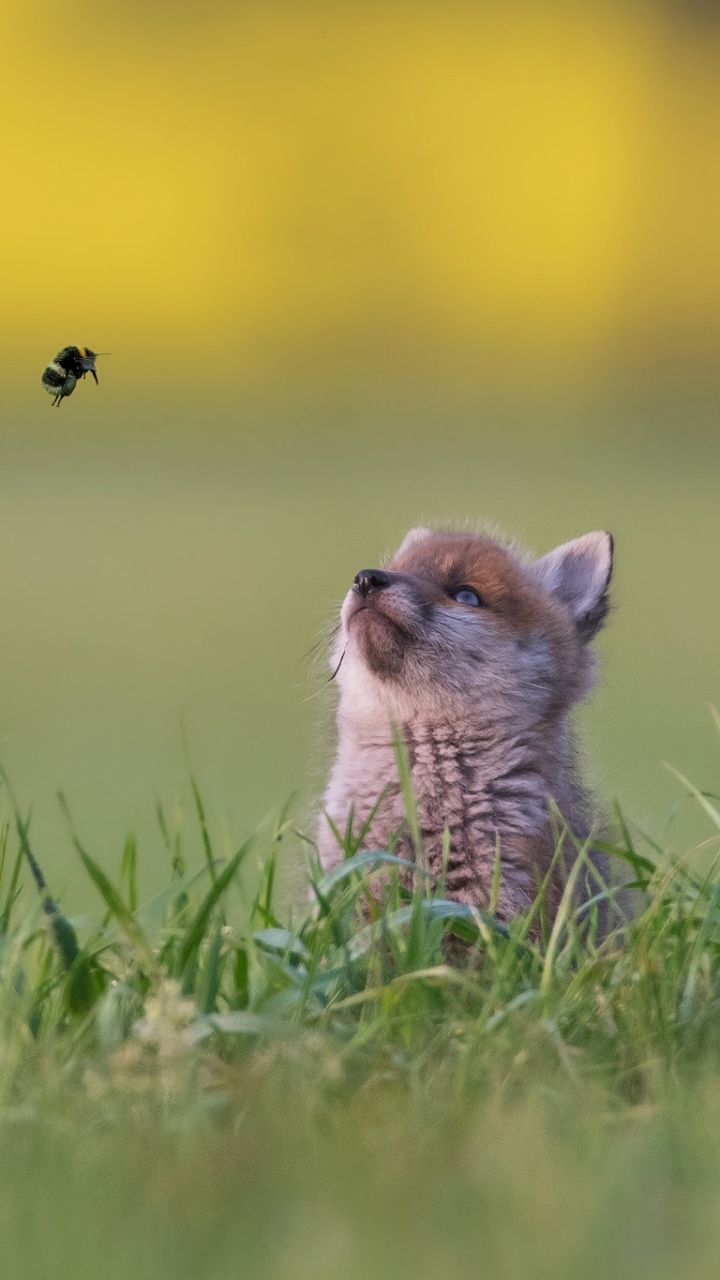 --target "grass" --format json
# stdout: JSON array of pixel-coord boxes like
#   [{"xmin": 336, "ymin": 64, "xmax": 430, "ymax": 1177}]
[
  {"xmin": 1, "ymin": 742, "xmax": 720, "ymax": 1277},
  {"xmin": 1, "ymin": 403, "xmax": 720, "ymax": 1276}
]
